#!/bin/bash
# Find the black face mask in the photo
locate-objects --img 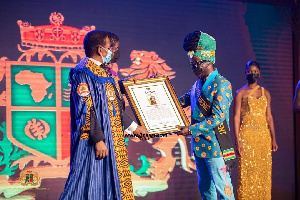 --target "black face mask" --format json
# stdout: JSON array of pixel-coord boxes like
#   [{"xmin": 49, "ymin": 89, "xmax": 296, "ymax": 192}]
[
  {"xmin": 246, "ymin": 73, "xmax": 260, "ymax": 83},
  {"xmin": 110, "ymin": 49, "xmax": 120, "ymax": 64}
]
